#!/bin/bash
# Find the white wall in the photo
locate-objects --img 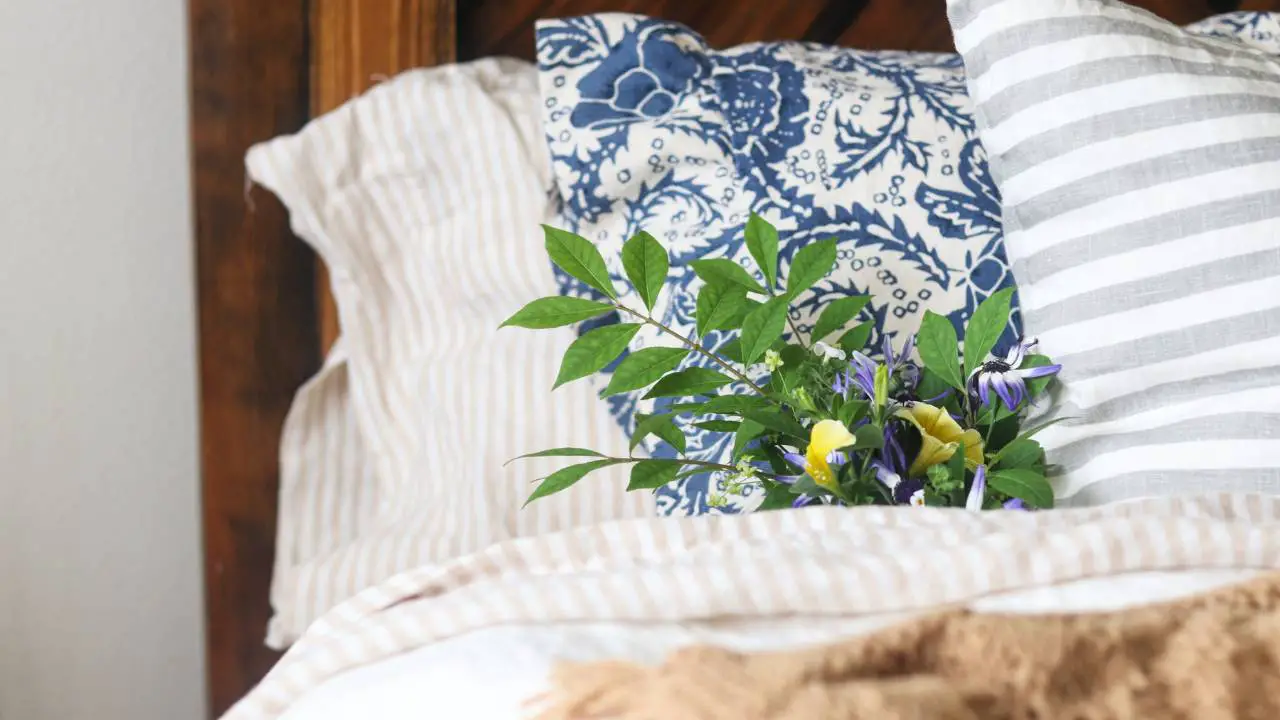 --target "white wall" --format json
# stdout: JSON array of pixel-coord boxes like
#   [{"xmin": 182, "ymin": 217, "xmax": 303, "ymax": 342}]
[{"xmin": 0, "ymin": 0, "xmax": 205, "ymax": 718}]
